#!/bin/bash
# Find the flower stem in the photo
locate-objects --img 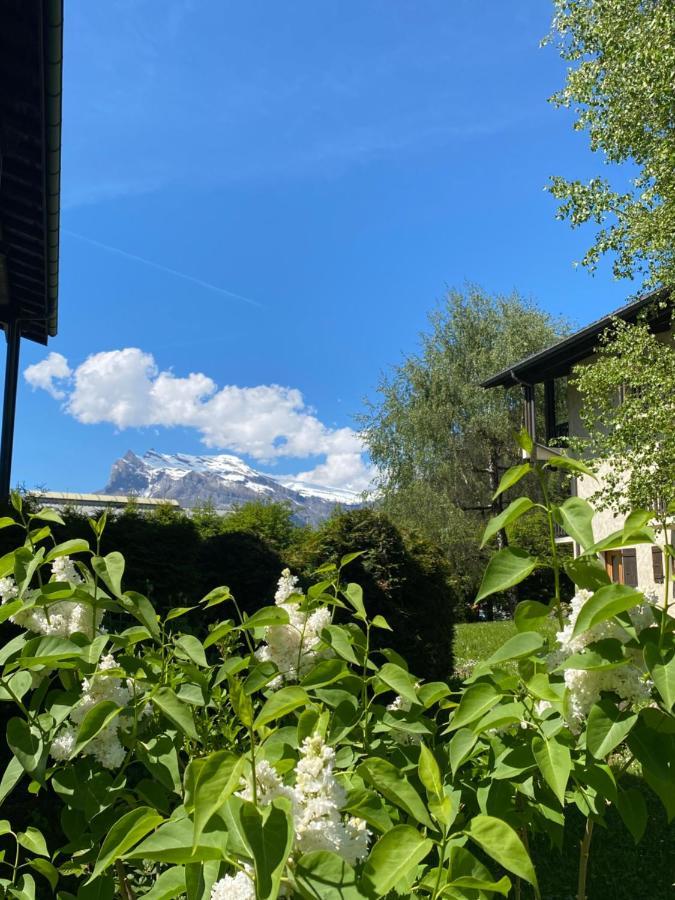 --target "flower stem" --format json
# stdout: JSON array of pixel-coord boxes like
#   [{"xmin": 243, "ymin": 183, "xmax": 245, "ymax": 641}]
[{"xmin": 576, "ymin": 818, "xmax": 594, "ymax": 900}]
